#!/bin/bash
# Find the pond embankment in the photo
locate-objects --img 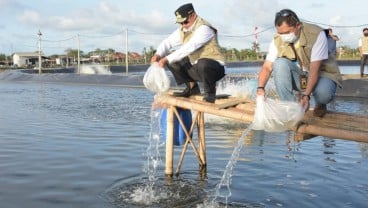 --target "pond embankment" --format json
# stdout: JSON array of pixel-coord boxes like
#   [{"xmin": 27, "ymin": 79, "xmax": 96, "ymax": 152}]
[{"xmin": 0, "ymin": 60, "xmax": 366, "ymax": 97}]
